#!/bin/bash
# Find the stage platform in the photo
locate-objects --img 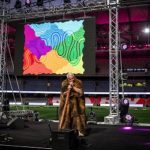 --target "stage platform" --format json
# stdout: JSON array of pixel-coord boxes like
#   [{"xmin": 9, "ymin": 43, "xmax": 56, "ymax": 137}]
[{"xmin": 0, "ymin": 120, "xmax": 150, "ymax": 150}]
